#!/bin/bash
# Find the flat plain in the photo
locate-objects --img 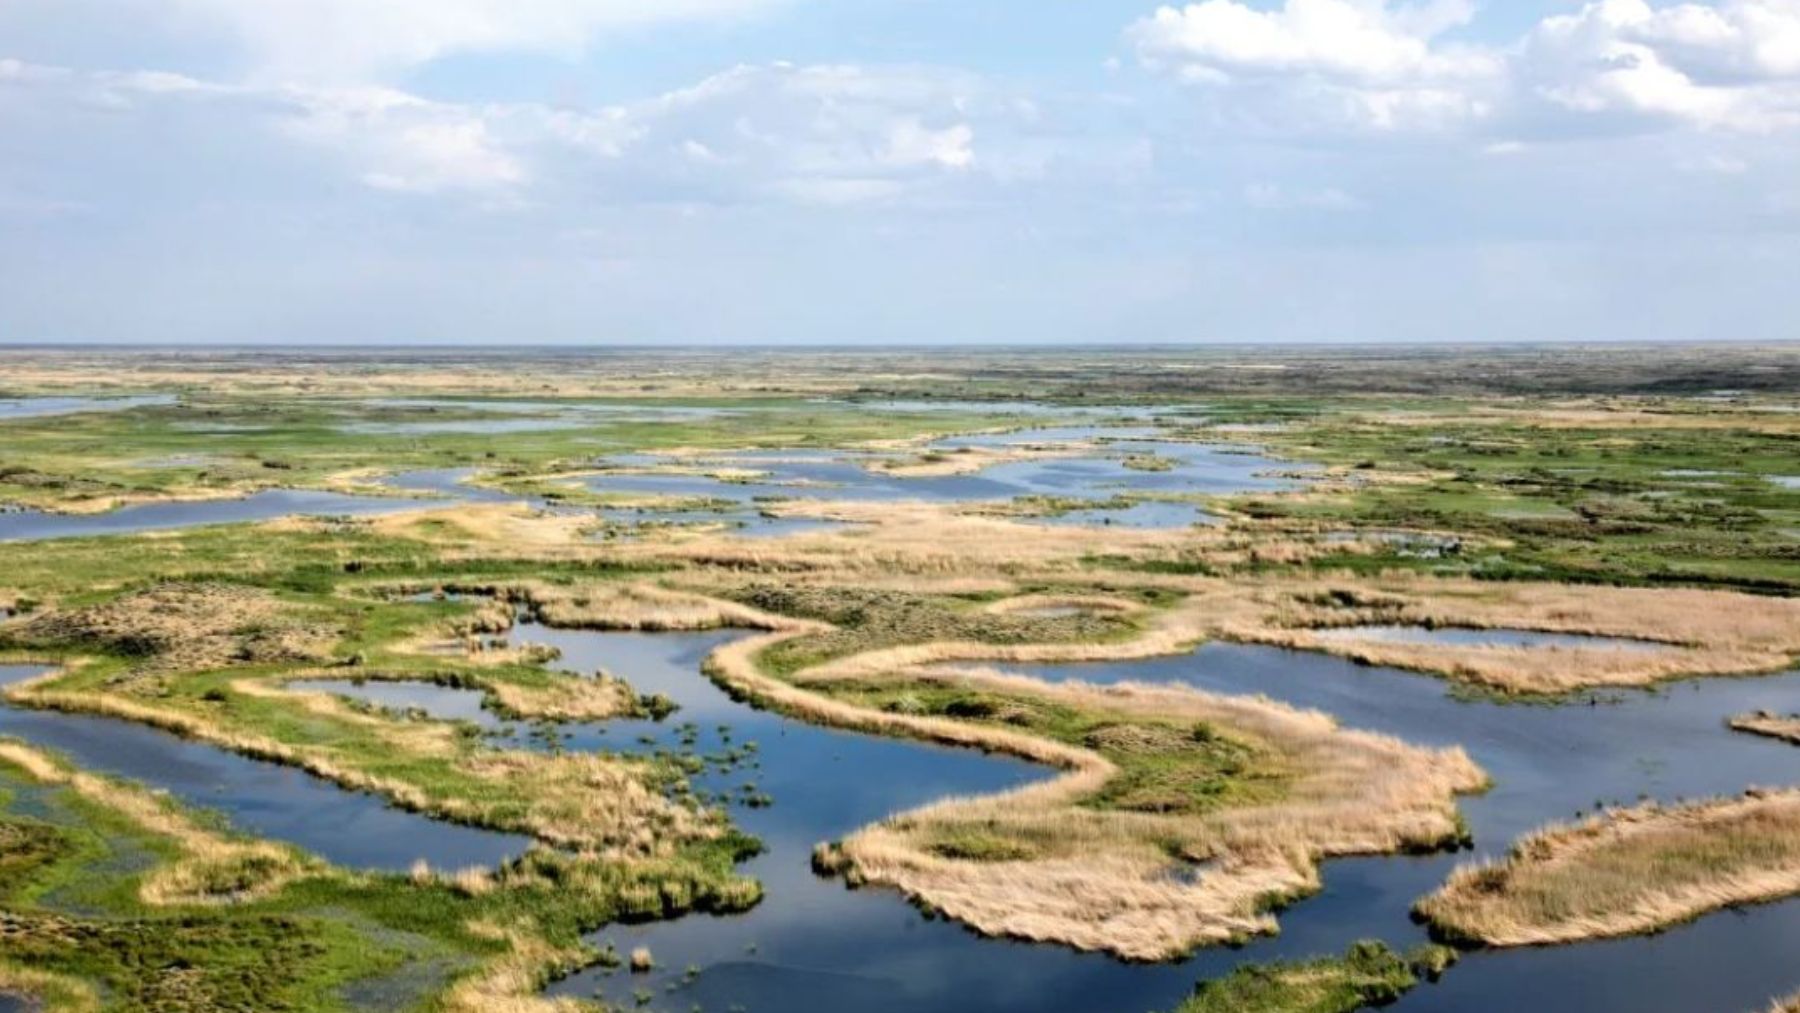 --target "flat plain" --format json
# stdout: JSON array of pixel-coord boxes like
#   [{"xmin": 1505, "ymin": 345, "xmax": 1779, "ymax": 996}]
[{"xmin": 0, "ymin": 343, "xmax": 1797, "ymax": 1013}]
